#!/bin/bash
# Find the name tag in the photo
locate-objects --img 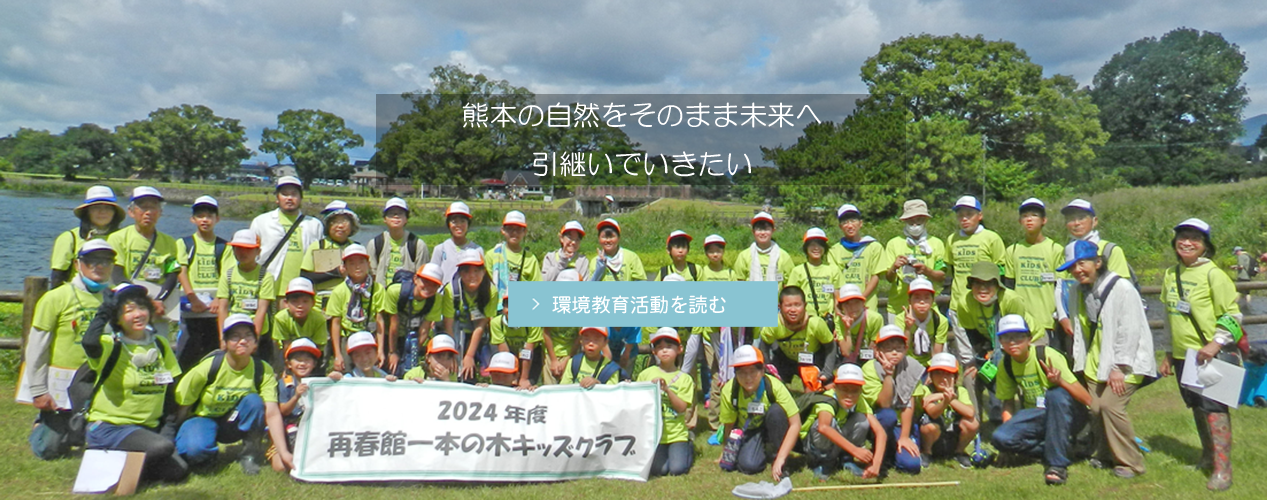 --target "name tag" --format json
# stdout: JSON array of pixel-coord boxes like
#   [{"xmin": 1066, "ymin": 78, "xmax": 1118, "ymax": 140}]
[
  {"xmin": 1035, "ymin": 396, "xmax": 1047, "ymax": 409},
  {"xmin": 775, "ymin": 273, "xmax": 784, "ymax": 282},
  {"xmin": 821, "ymin": 284, "xmax": 835, "ymax": 294},
  {"xmin": 240, "ymin": 298, "xmax": 258, "ymax": 311},
  {"xmin": 798, "ymin": 352, "xmax": 814, "ymax": 364},
  {"xmin": 746, "ymin": 402, "xmax": 765, "ymax": 415},
  {"xmin": 1176, "ymin": 301, "xmax": 1191, "ymax": 314},
  {"xmin": 153, "ymin": 371, "xmax": 173, "ymax": 385},
  {"xmin": 143, "ymin": 267, "xmax": 162, "ymax": 281},
  {"xmin": 859, "ymin": 348, "xmax": 874, "ymax": 360},
  {"xmin": 1041, "ymin": 273, "xmax": 1056, "ymax": 283},
  {"xmin": 519, "ymin": 348, "xmax": 533, "ymax": 360}
]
